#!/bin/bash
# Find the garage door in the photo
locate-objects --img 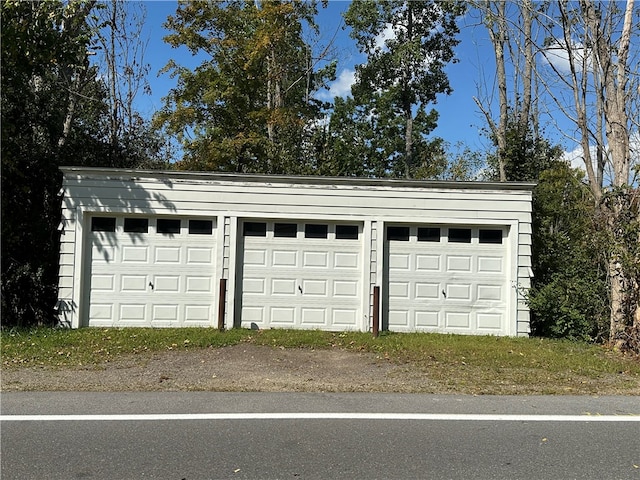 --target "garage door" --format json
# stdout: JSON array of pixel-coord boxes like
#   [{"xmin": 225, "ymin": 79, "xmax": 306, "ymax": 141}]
[
  {"xmin": 385, "ymin": 225, "xmax": 509, "ymax": 334},
  {"xmin": 240, "ymin": 220, "xmax": 363, "ymax": 330},
  {"xmin": 87, "ymin": 216, "xmax": 217, "ymax": 327}
]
